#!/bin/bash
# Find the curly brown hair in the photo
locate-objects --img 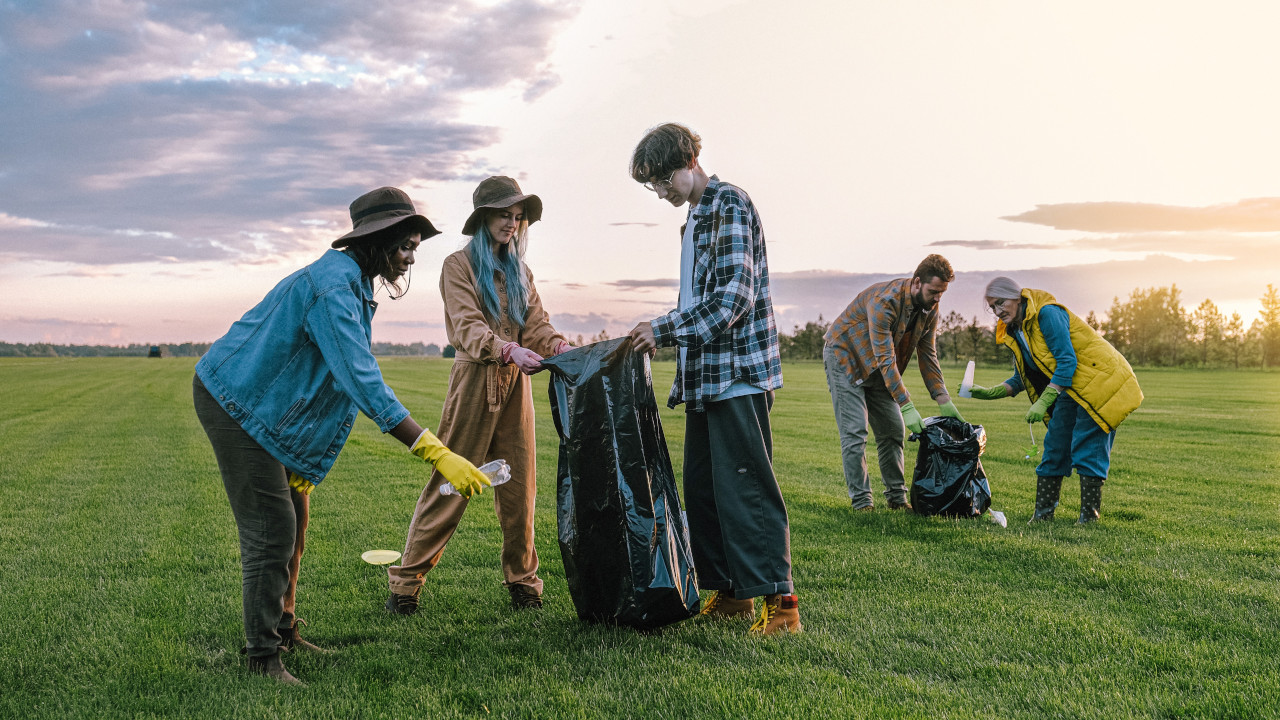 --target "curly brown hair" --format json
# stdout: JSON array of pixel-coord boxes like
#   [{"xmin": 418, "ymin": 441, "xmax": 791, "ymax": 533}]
[{"xmin": 629, "ymin": 123, "xmax": 701, "ymax": 184}]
